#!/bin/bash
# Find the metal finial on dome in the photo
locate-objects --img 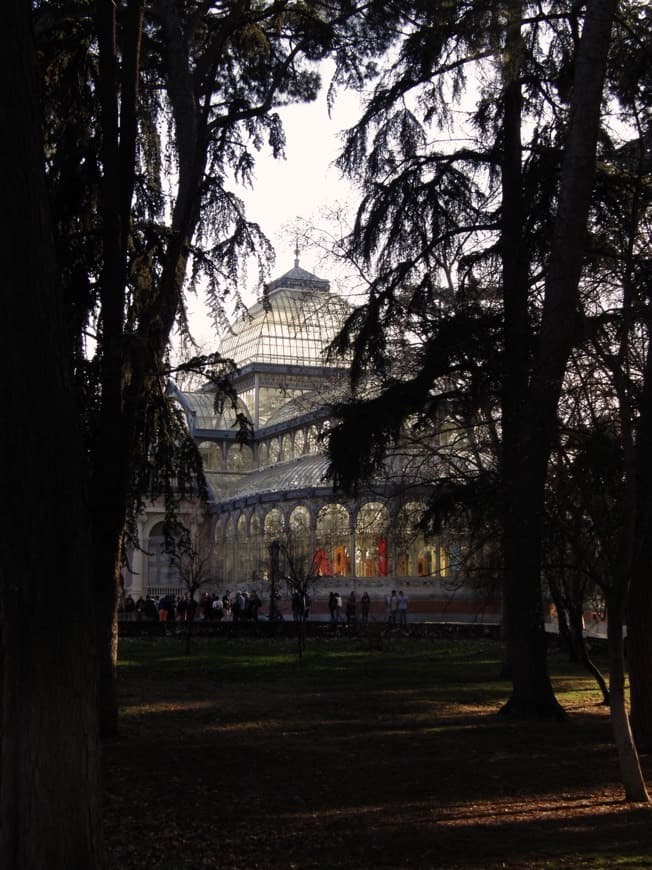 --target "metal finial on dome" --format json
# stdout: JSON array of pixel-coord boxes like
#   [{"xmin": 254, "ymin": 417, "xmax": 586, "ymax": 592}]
[{"xmin": 294, "ymin": 235, "xmax": 300, "ymax": 269}]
